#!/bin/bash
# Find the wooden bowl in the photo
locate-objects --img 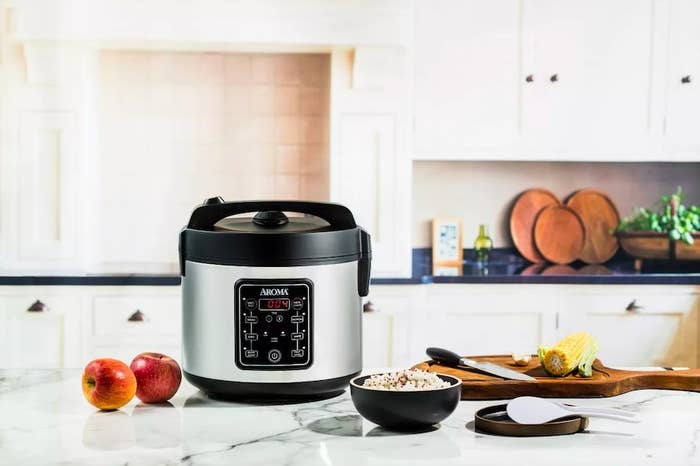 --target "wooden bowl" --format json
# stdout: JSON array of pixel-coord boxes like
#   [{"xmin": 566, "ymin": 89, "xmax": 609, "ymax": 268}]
[{"xmin": 616, "ymin": 231, "xmax": 700, "ymax": 261}]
